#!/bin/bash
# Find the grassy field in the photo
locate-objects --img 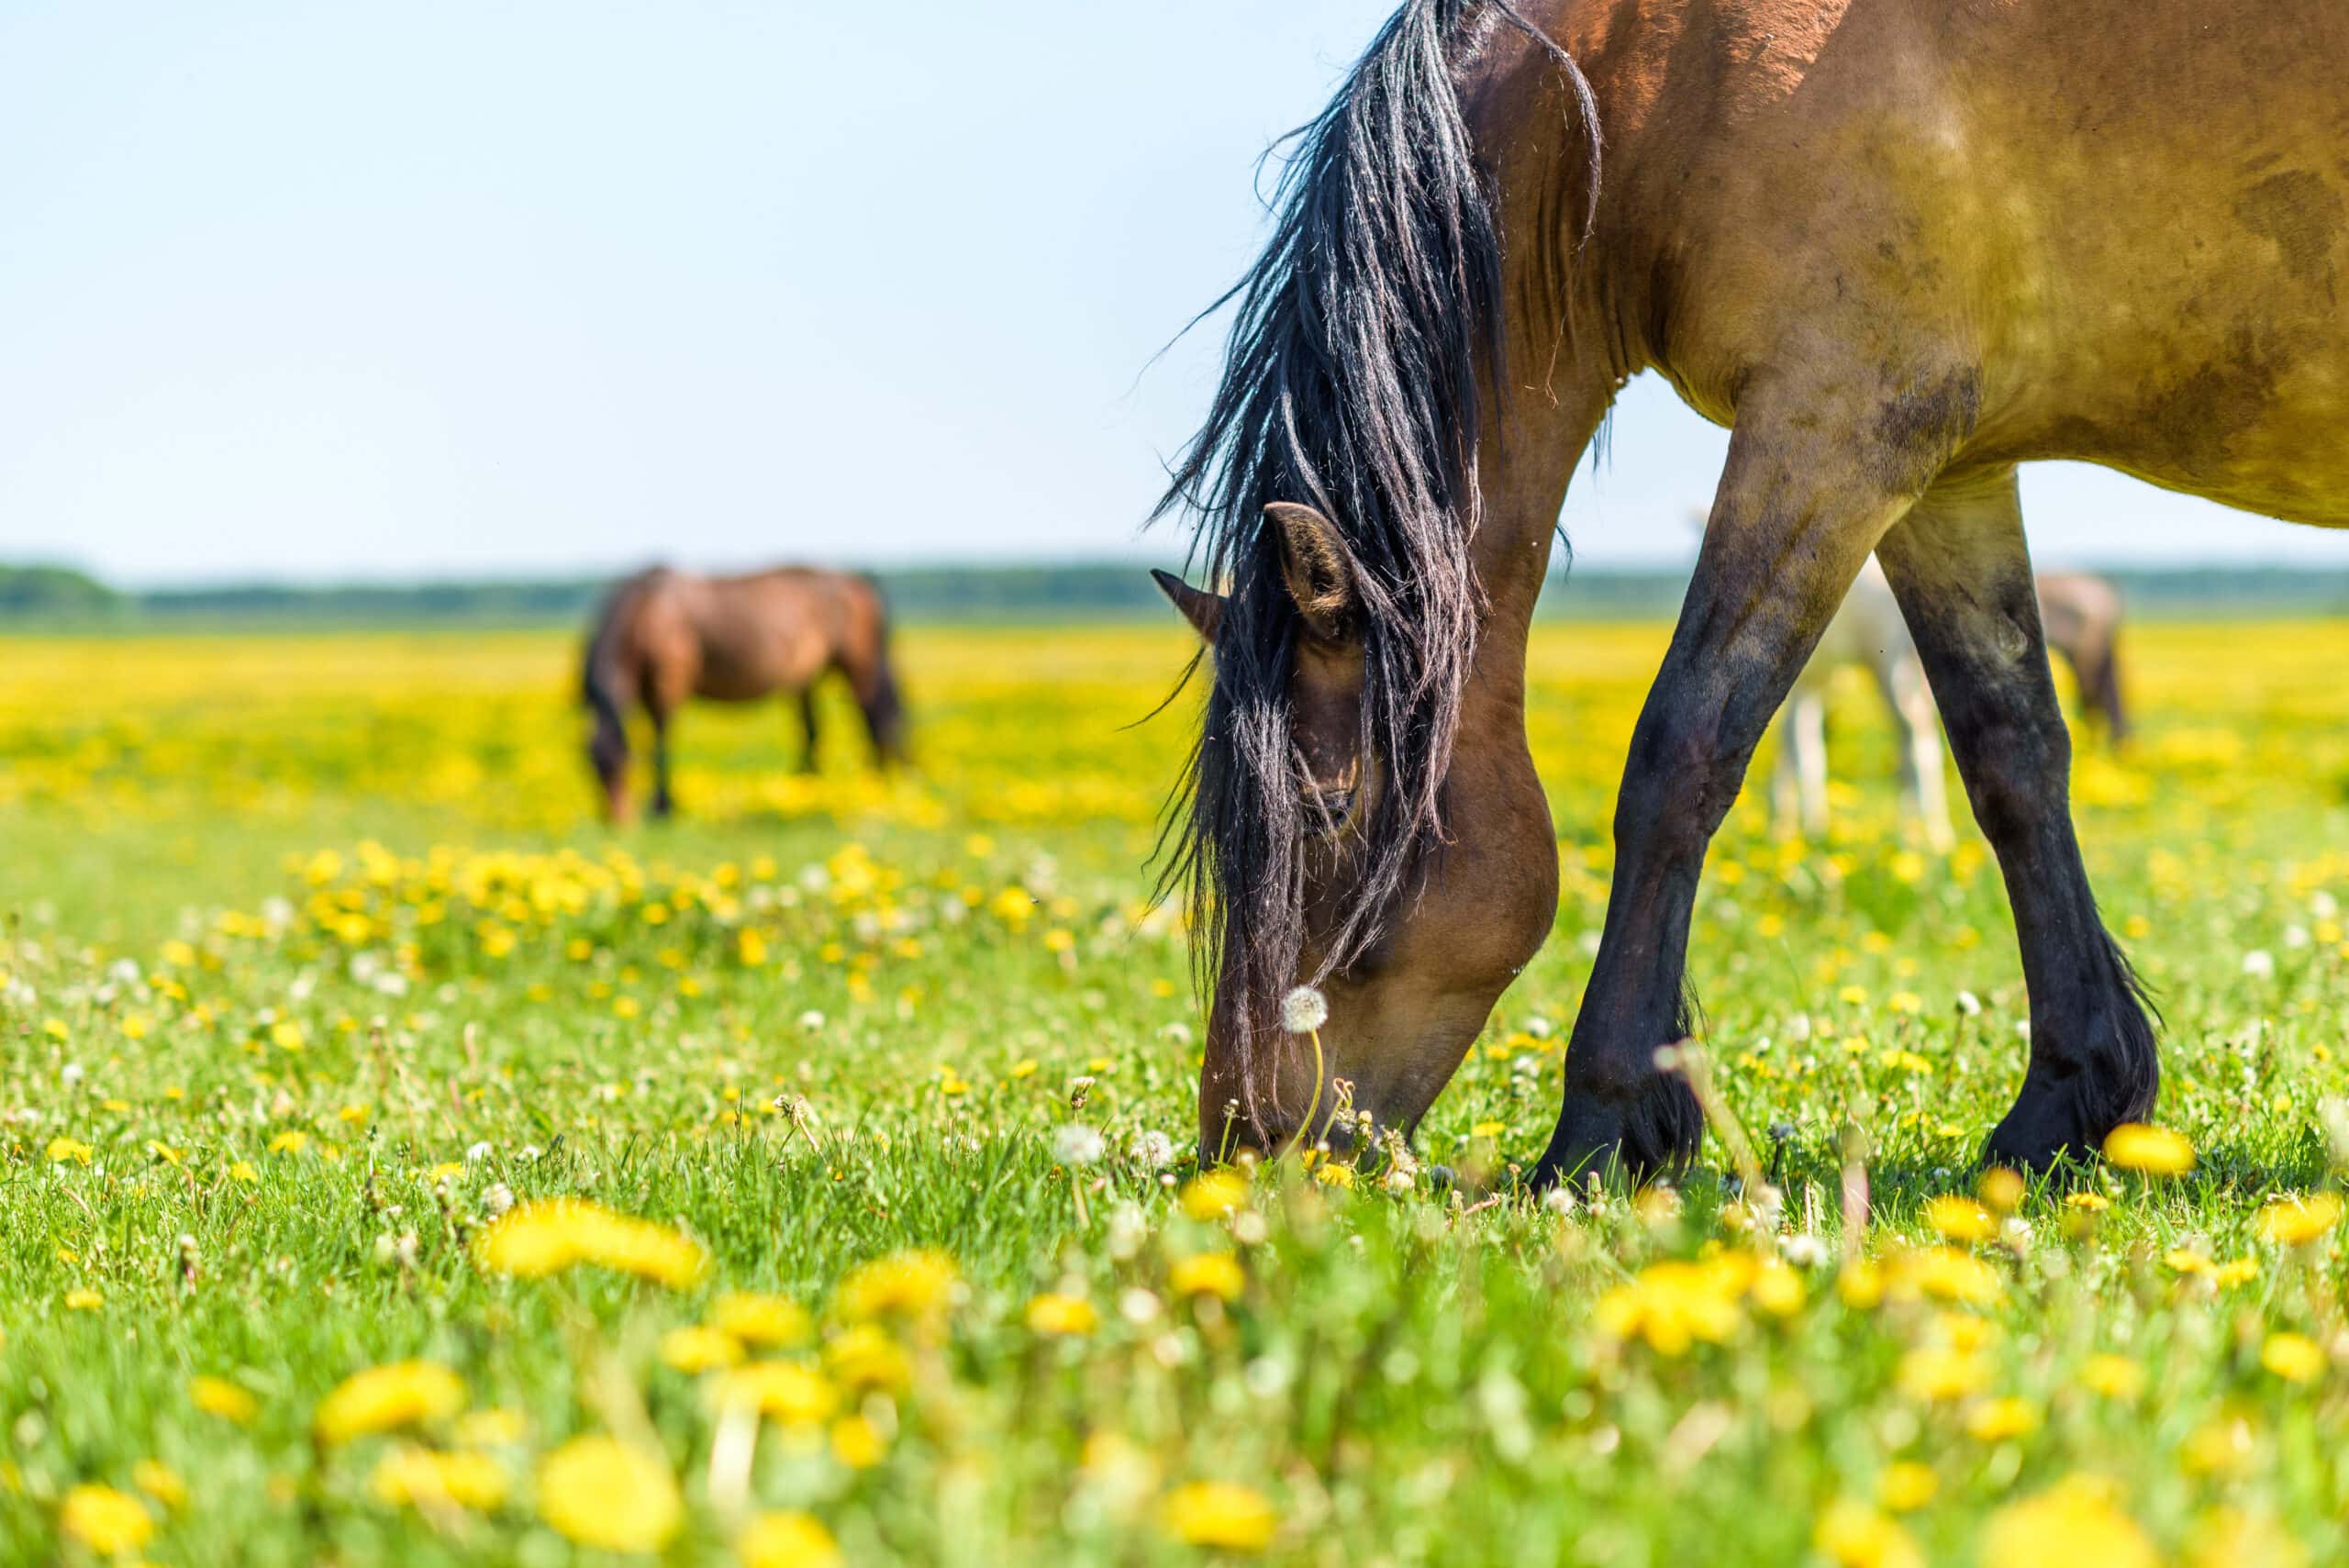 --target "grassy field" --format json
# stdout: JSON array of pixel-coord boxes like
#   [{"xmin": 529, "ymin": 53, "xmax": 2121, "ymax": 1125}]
[{"xmin": 5, "ymin": 619, "xmax": 2349, "ymax": 1565}]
